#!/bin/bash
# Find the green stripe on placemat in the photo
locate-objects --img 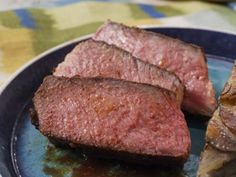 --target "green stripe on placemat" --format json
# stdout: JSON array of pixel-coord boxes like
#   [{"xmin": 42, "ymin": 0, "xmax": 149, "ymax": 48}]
[
  {"xmin": 0, "ymin": 1, "xmax": 236, "ymax": 85},
  {"xmin": 0, "ymin": 11, "xmax": 21, "ymax": 28}
]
